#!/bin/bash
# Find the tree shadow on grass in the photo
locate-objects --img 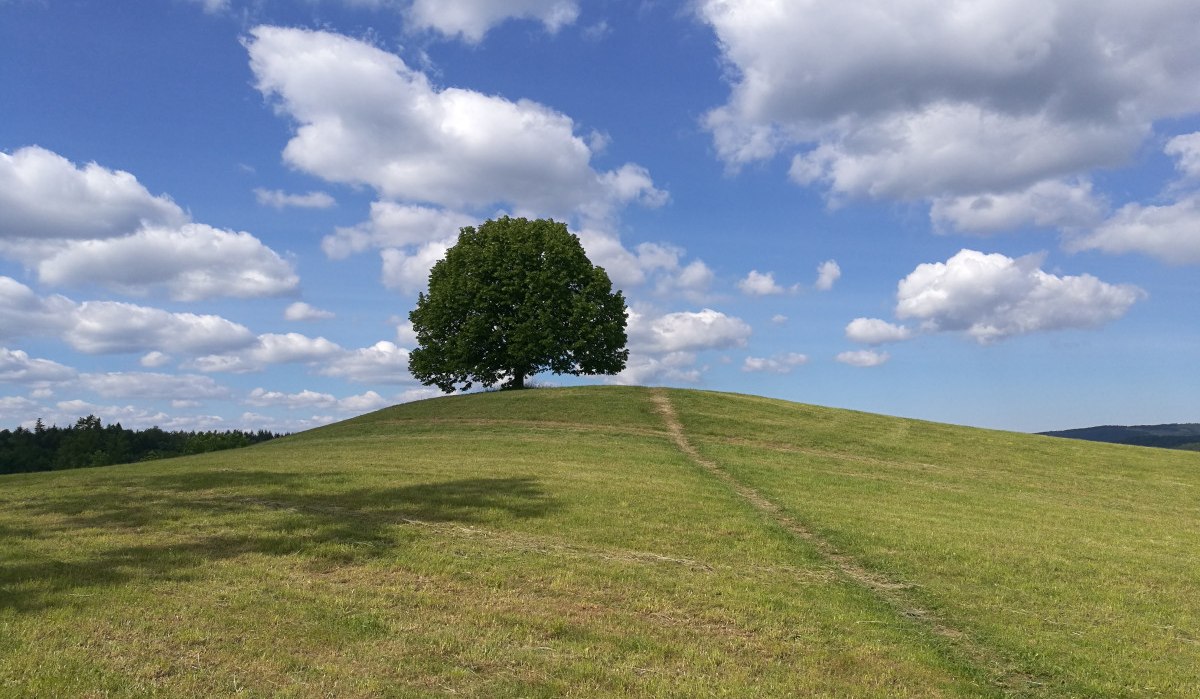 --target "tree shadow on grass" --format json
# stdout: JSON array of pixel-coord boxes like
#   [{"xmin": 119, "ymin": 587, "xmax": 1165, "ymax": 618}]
[{"xmin": 0, "ymin": 473, "xmax": 560, "ymax": 614}]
